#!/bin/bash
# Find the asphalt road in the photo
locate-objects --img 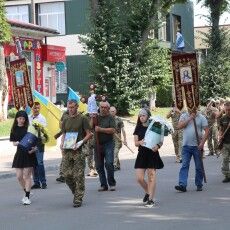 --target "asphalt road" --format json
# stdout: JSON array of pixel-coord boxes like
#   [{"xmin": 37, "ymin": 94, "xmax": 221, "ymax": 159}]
[{"xmin": 0, "ymin": 154, "xmax": 229, "ymax": 230}]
